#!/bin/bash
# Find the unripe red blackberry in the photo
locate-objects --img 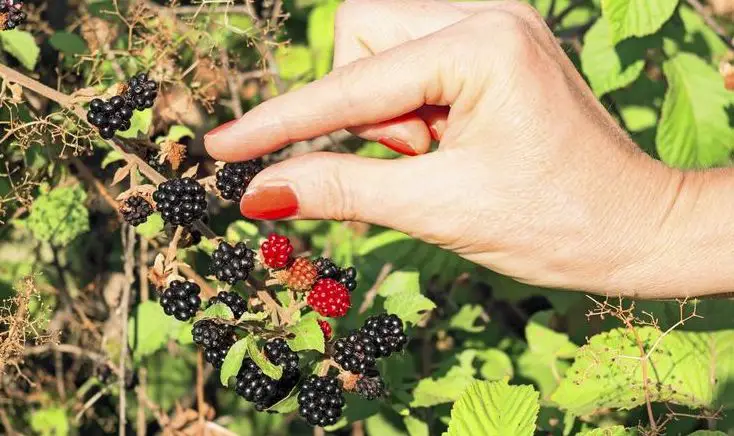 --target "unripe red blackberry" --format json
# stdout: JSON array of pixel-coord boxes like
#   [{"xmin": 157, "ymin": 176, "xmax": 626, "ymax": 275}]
[
  {"xmin": 153, "ymin": 177, "xmax": 208, "ymax": 226},
  {"xmin": 215, "ymin": 159, "xmax": 264, "ymax": 202},
  {"xmin": 260, "ymin": 233, "xmax": 293, "ymax": 269},
  {"xmin": 123, "ymin": 72, "xmax": 158, "ymax": 110},
  {"xmin": 332, "ymin": 331, "xmax": 376, "ymax": 374},
  {"xmin": 207, "ymin": 290, "xmax": 248, "ymax": 319},
  {"xmin": 359, "ymin": 314, "xmax": 407, "ymax": 358},
  {"xmin": 297, "ymin": 375, "xmax": 345, "ymax": 427},
  {"xmin": 318, "ymin": 319, "xmax": 332, "ymax": 340},
  {"xmin": 210, "ymin": 241, "xmax": 255, "ymax": 285},
  {"xmin": 307, "ymin": 278, "xmax": 350, "ymax": 318},
  {"xmin": 121, "ymin": 195, "xmax": 153, "ymax": 226},
  {"xmin": 284, "ymin": 257, "xmax": 318, "ymax": 291},
  {"xmin": 159, "ymin": 280, "xmax": 201, "ymax": 321},
  {"xmin": 355, "ymin": 369, "xmax": 385, "ymax": 400}
]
